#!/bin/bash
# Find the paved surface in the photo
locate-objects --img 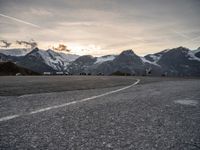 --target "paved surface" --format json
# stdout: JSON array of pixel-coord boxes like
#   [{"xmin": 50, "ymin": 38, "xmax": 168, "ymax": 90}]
[
  {"xmin": 0, "ymin": 77, "xmax": 200, "ymax": 149},
  {"xmin": 0, "ymin": 76, "xmax": 141, "ymax": 96}
]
